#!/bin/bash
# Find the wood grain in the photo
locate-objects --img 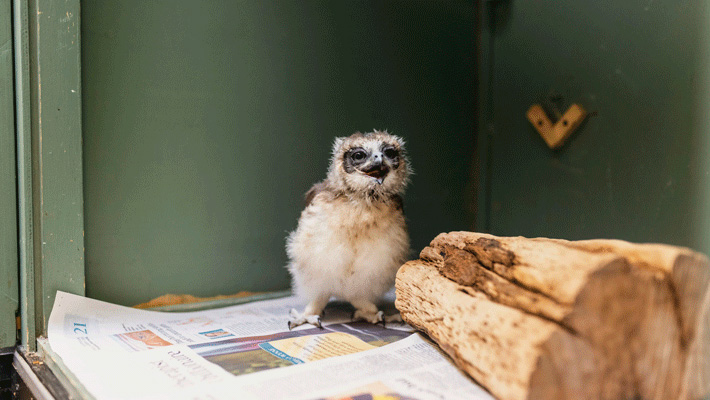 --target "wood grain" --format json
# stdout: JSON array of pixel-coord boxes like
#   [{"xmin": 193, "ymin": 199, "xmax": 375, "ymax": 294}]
[{"xmin": 396, "ymin": 231, "xmax": 710, "ymax": 400}]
